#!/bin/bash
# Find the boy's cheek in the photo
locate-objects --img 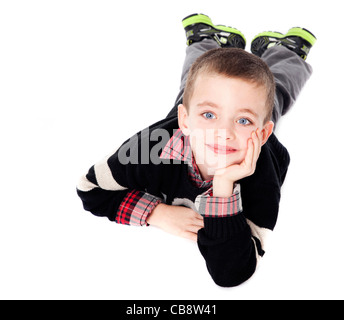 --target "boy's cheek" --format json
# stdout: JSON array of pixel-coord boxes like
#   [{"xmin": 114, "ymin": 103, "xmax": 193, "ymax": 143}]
[
  {"xmin": 228, "ymin": 152, "xmax": 246, "ymax": 166},
  {"xmin": 209, "ymin": 151, "xmax": 246, "ymax": 169}
]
